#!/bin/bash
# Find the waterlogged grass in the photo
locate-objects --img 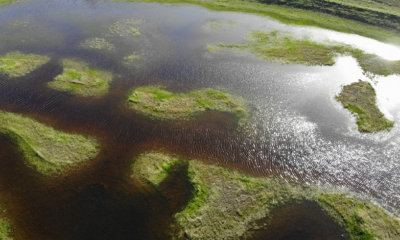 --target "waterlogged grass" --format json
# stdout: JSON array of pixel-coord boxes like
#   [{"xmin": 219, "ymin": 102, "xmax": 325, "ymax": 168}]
[
  {"xmin": 109, "ymin": 19, "xmax": 141, "ymax": 37},
  {"xmin": 0, "ymin": 52, "xmax": 50, "ymax": 78},
  {"xmin": 318, "ymin": 193, "xmax": 400, "ymax": 240},
  {"xmin": 123, "ymin": 54, "xmax": 141, "ymax": 64},
  {"xmin": 0, "ymin": 111, "xmax": 100, "ymax": 176},
  {"xmin": 203, "ymin": 20, "xmax": 237, "ymax": 32},
  {"xmin": 81, "ymin": 38, "xmax": 115, "ymax": 51},
  {"xmin": 336, "ymin": 80, "xmax": 394, "ymax": 133},
  {"xmin": 111, "ymin": 0, "xmax": 400, "ymax": 44},
  {"xmin": 48, "ymin": 59, "xmax": 114, "ymax": 97},
  {"xmin": 127, "ymin": 86, "xmax": 249, "ymax": 122},
  {"xmin": 211, "ymin": 30, "xmax": 400, "ymax": 76},
  {"xmin": 131, "ymin": 152, "xmax": 181, "ymax": 186},
  {"xmin": 0, "ymin": 0, "xmax": 19, "ymax": 6}
]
